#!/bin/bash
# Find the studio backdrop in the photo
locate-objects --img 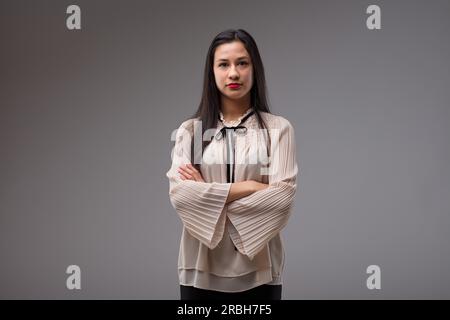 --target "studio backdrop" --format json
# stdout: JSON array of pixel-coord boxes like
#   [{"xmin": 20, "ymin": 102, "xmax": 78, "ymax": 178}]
[{"xmin": 1, "ymin": 0, "xmax": 449, "ymax": 299}]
